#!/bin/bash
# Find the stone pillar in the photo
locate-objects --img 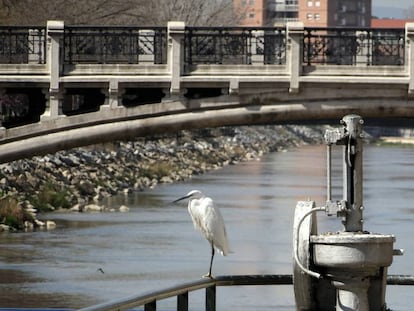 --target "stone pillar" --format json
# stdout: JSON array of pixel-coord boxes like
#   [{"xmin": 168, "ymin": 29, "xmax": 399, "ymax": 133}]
[
  {"xmin": 0, "ymin": 89, "xmax": 6, "ymax": 135},
  {"xmin": 101, "ymin": 79, "xmax": 121, "ymax": 110},
  {"xmin": 168, "ymin": 21, "xmax": 185, "ymax": 97},
  {"xmin": 286, "ymin": 22, "xmax": 304, "ymax": 94},
  {"xmin": 229, "ymin": 78, "xmax": 239, "ymax": 96},
  {"xmin": 42, "ymin": 20, "xmax": 64, "ymax": 120},
  {"xmin": 407, "ymin": 23, "xmax": 414, "ymax": 95},
  {"xmin": 108, "ymin": 79, "xmax": 121, "ymax": 108},
  {"xmin": 43, "ymin": 88, "xmax": 64, "ymax": 119}
]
